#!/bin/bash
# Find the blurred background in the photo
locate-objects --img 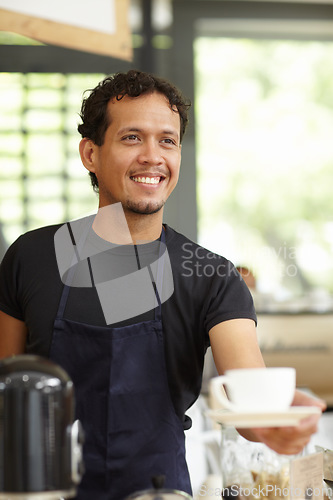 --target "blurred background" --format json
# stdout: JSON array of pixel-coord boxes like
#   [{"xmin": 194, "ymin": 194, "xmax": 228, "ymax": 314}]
[
  {"xmin": 1, "ymin": 2, "xmax": 333, "ymax": 496},
  {"xmin": 1, "ymin": 0, "xmax": 333, "ymax": 311}
]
